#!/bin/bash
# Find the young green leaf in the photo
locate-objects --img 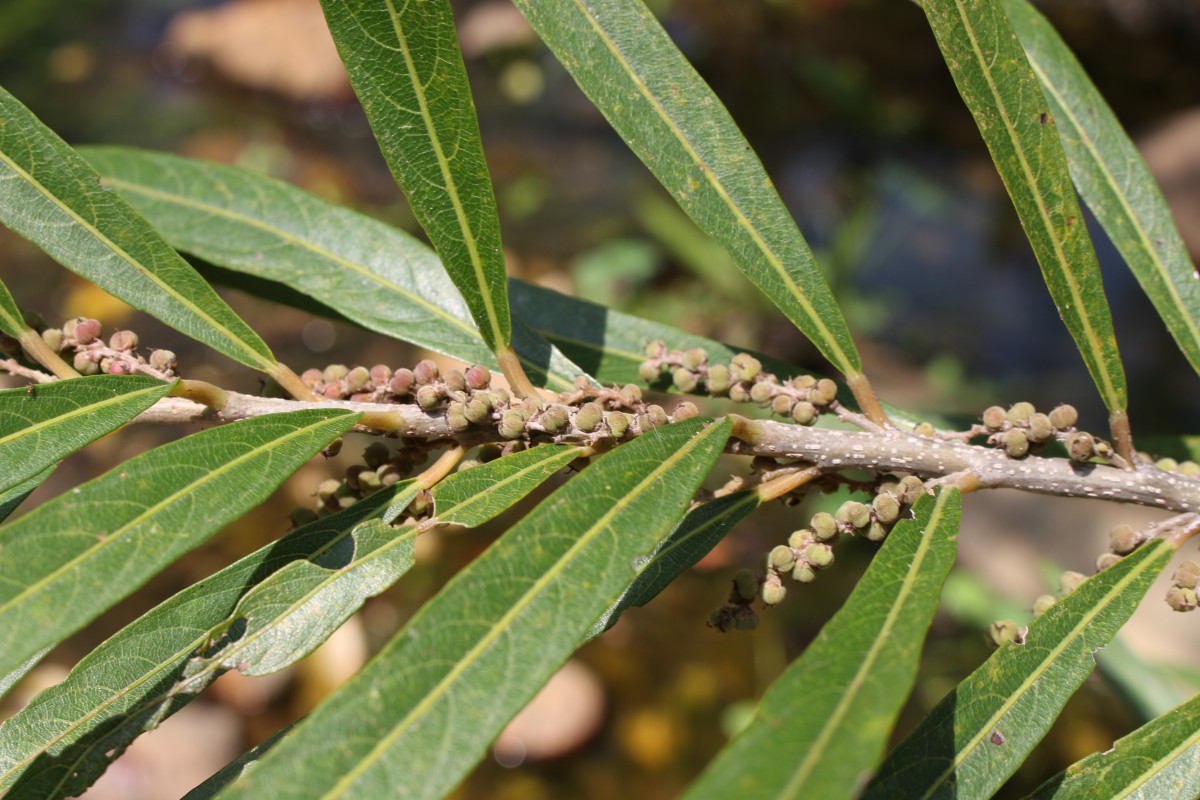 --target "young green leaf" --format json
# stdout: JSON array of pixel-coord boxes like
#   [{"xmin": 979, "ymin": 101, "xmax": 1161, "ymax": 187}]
[
  {"xmin": 683, "ymin": 489, "xmax": 961, "ymax": 800},
  {"xmin": 1002, "ymin": 0, "xmax": 1200, "ymax": 380},
  {"xmin": 0, "ymin": 375, "xmax": 172, "ymax": 494},
  {"xmin": 0, "ymin": 277, "xmax": 25, "ymax": 340},
  {"xmin": 865, "ymin": 535, "xmax": 1178, "ymax": 800},
  {"xmin": 216, "ymin": 417, "xmax": 730, "ymax": 800},
  {"xmin": 921, "ymin": 0, "xmax": 1126, "ymax": 415},
  {"xmin": 183, "ymin": 727, "xmax": 291, "ymax": 800},
  {"xmin": 0, "ymin": 408, "xmax": 358, "ymax": 677},
  {"xmin": 0, "ymin": 87, "xmax": 276, "ymax": 373},
  {"xmin": 510, "ymin": 0, "xmax": 863, "ymax": 384},
  {"xmin": 83, "ymin": 147, "xmax": 585, "ymax": 392},
  {"xmin": 1026, "ymin": 691, "xmax": 1200, "ymax": 799},
  {"xmin": 0, "ymin": 467, "xmax": 52, "ymax": 525},
  {"xmin": 0, "ymin": 649, "xmax": 49, "ymax": 704},
  {"xmin": 0, "ymin": 485, "xmax": 402, "ymax": 796},
  {"xmin": 319, "ymin": 0, "xmax": 513, "ymax": 362}
]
